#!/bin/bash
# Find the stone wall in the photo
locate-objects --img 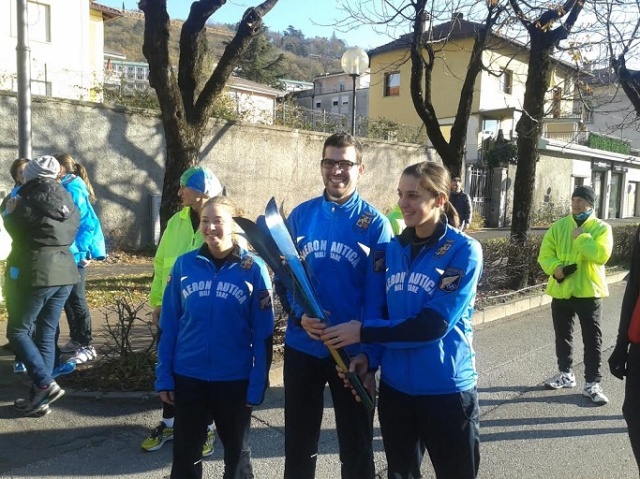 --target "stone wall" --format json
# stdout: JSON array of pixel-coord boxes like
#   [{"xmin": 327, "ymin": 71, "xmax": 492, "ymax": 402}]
[{"xmin": 0, "ymin": 93, "xmax": 433, "ymax": 248}]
